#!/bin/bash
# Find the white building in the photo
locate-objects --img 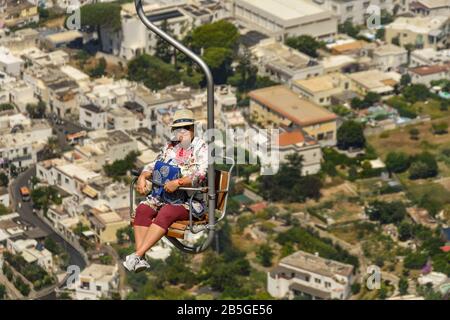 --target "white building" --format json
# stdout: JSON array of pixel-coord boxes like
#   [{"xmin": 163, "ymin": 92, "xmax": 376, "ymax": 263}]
[
  {"xmin": 233, "ymin": 0, "xmax": 338, "ymax": 41},
  {"xmin": 372, "ymin": 44, "xmax": 408, "ymax": 72},
  {"xmin": 6, "ymin": 238, "xmax": 54, "ymax": 272},
  {"xmin": 267, "ymin": 250, "xmax": 354, "ymax": 300},
  {"xmin": 79, "ymin": 104, "xmax": 108, "ymax": 130},
  {"xmin": 0, "ymin": 46, "xmax": 24, "ymax": 77},
  {"xmin": 410, "ymin": 48, "xmax": 450, "ymax": 67},
  {"xmin": 310, "ymin": 0, "xmax": 394, "ymax": 25},
  {"xmin": 251, "ymin": 39, "xmax": 324, "ymax": 85},
  {"xmin": 105, "ymin": 3, "xmax": 193, "ymax": 60},
  {"xmin": 408, "ymin": 64, "xmax": 449, "ymax": 85},
  {"xmin": 0, "ymin": 119, "xmax": 52, "ymax": 168},
  {"xmin": 74, "ymin": 263, "xmax": 120, "ymax": 300},
  {"xmin": 36, "ymin": 159, "xmax": 101, "ymax": 196},
  {"xmin": 278, "ymin": 130, "xmax": 322, "ymax": 175},
  {"xmin": 410, "ymin": 0, "xmax": 450, "ymax": 17},
  {"xmin": 385, "ymin": 15, "xmax": 450, "ymax": 50}
]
